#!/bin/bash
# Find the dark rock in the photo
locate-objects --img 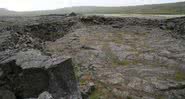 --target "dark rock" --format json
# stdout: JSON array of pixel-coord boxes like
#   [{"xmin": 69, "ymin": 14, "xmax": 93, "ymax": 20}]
[
  {"xmin": 0, "ymin": 90, "xmax": 16, "ymax": 99},
  {"xmin": 23, "ymin": 23, "xmax": 66, "ymax": 41},
  {"xmin": 160, "ymin": 84, "xmax": 185, "ymax": 91},
  {"xmin": 166, "ymin": 22, "xmax": 176, "ymax": 30},
  {"xmin": 0, "ymin": 58, "xmax": 82, "ymax": 99},
  {"xmin": 0, "ymin": 60, "xmax": 47, "ymax": 99},
  {"xmin": 0, "ymin": 31, "xmax": 43, "ymax": 51},
  {"xmin": 69, "ymin": 12, "xmax": 77, "ymax": 16},
  {"xmin": 41, "ymin": 14, "xmax": 66, "ymax": 17},
  {"xmin": 47, "ymin": 58, "xmax": 81, "ymax": 99},
  {"xmin": 80, "ymin": 16, "xmax": 102, "ymax": 25},
  {"xmin": 112, "ymin": 24, "xmax": 123, "ymax": 28},
  {"xmin": 0, "ymin": 68, "xmax": 3, "ymax": 77},
  {"xmin": 0, "ymin": 60, "xmax": 22, "ymax": 91},
  {"xmin": 81, "ymin": 93, "xmax": 89, "ymax": 99},
  {"xmin": 81, "ymin": 45, "xmax": 96, "ymax": 50},
  {"xmin": 80, "ymin": 16, "xmax": 161, "ymax": 27},
  {"xmin": 17, "ymin": 68, "xmax": 49, "ymax": 98},
  {"xmin": 164, "ymin": 17, "xmax": 185, "ymax": 39}
]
